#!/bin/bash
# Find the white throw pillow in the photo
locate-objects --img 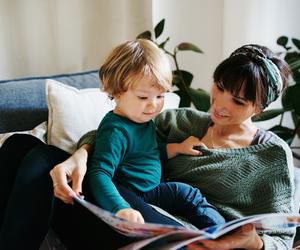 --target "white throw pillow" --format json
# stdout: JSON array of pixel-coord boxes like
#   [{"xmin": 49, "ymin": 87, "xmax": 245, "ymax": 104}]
[
  {"xmin": 46, "ymin": 79, "xmax": 115, "ymax": 153},
  {"xmin": 0, "ymin": 122, "xmax": 47, "ymax": 147},
  {"xmin": 46, "ymin": 79, "xmax": 180, "ymax": 153}
]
